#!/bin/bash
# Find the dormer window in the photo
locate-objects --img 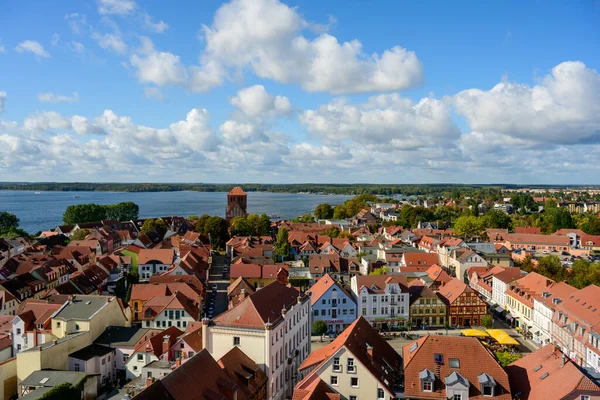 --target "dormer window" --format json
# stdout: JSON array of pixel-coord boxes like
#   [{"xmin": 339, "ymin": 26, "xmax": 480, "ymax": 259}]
[
  {"xmin": 419, "ymin": 369, "xmax": 435, "ymax": 392},
  {"xmin": 478, "ymin": 373, "xmax": 497, "ymax": 397}
]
